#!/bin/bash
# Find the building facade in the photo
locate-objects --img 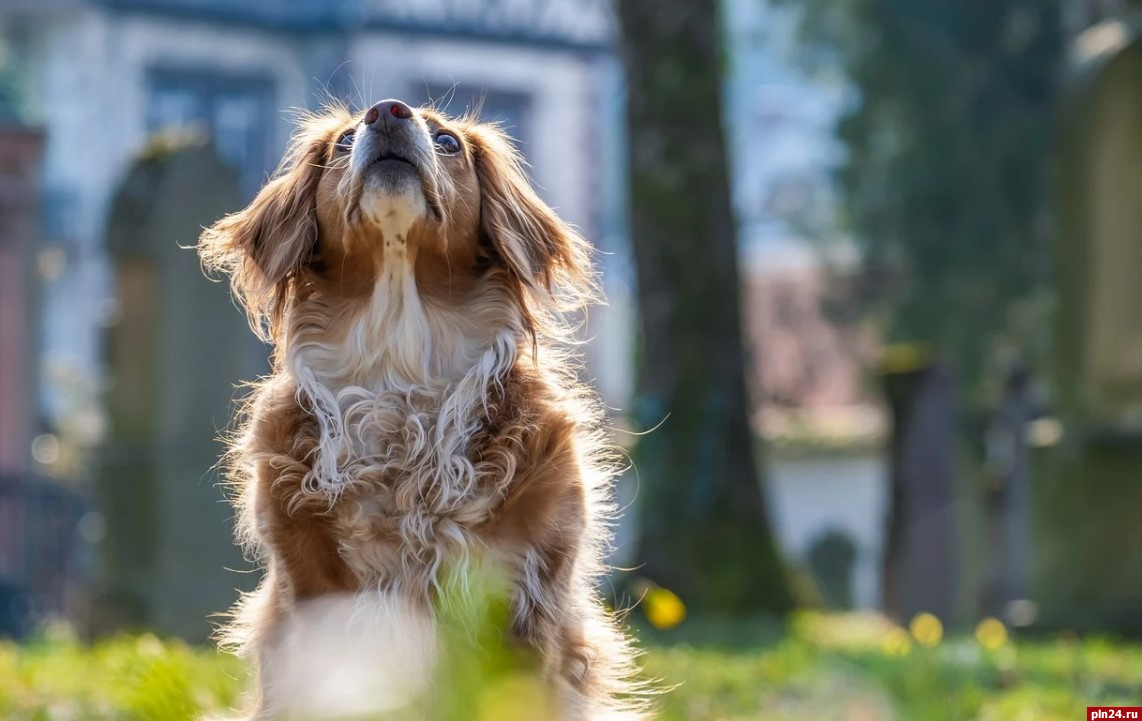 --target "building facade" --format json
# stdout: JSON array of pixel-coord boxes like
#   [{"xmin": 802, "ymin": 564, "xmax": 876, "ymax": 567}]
[
  {"xmin": 0, "ymin": 0, "xmax": 634, "ymax": 635},
  {"xmin": 2, "ymin": 0, "xmax": 631, "ymax": 450}
]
